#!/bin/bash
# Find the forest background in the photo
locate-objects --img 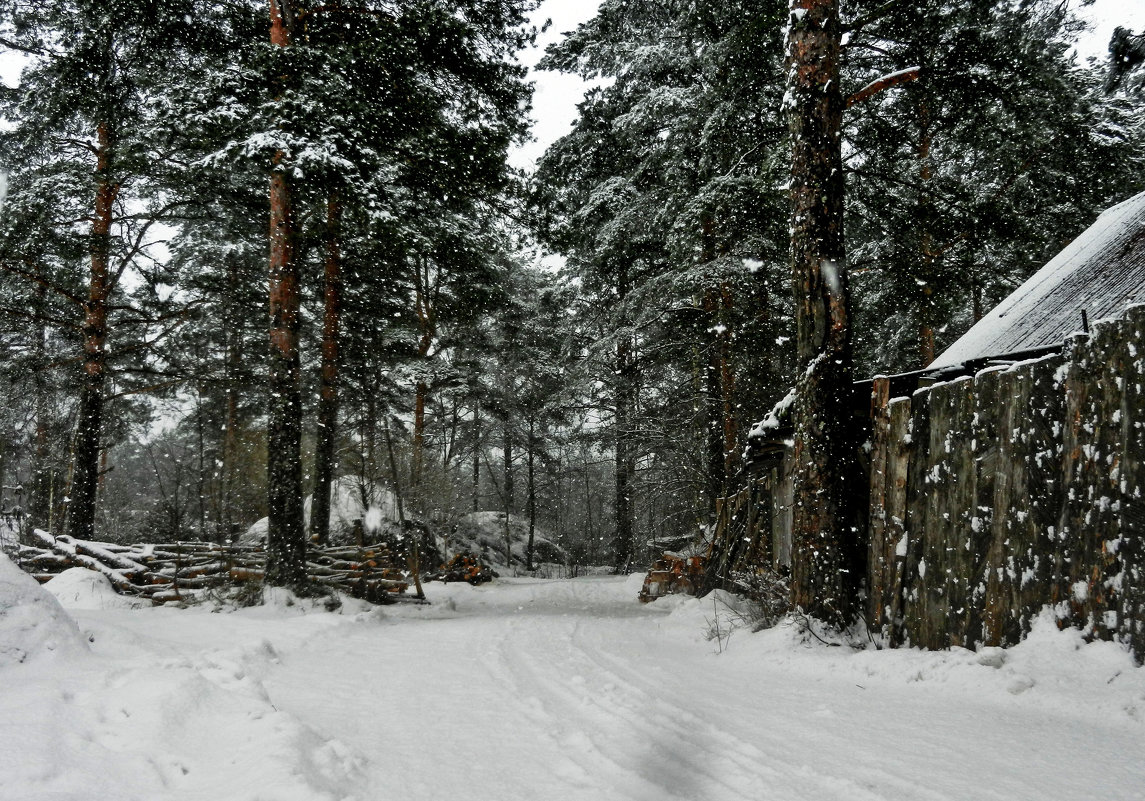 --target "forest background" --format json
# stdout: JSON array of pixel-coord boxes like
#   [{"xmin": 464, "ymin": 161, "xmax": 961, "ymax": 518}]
[{"xmin": 0, "ymin": 0, "xmax": 1143, "ymax": 577}]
